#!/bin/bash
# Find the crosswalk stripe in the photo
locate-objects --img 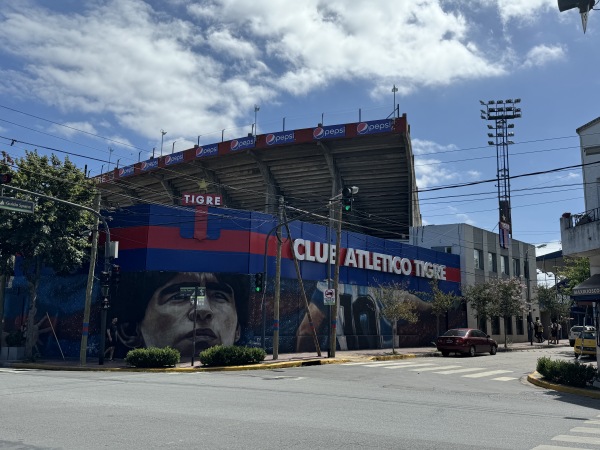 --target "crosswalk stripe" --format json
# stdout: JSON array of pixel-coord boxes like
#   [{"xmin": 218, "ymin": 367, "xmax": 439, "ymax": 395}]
[
  {"xmin": 552, "ymin": 434, "xmax": 600, "ymax": 445},
  {"xmin": 408, "ymin": 365, "xmax": 461, "ymax": 372},
  {"xmin": 584, "ymin": 420, "xmax": 600, "ymax": 424},
  {"xmin": 462, "ymin": 369, "xmax": 513, "ymax": 378},
  {"xmin": 433, "ymin": 367, "xmax": 482, "ymax": 374},
  {"xmin": 383, "ymin": 363, "xmax": 437, "ymax": 370},
  {"xmin": 363, "ymin": 361, "xmax": 418, "ymax": 367},
  {"xmin": 531, "ymin": 445, "xmax": 595, "ymax": 450},
  {"xmin": 491, "ymin": 376, "xmax": 518, "ymax": 381},
  {"xmin": 571, "ymin": 427, "xmax": 600, "ymax": 435}
]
